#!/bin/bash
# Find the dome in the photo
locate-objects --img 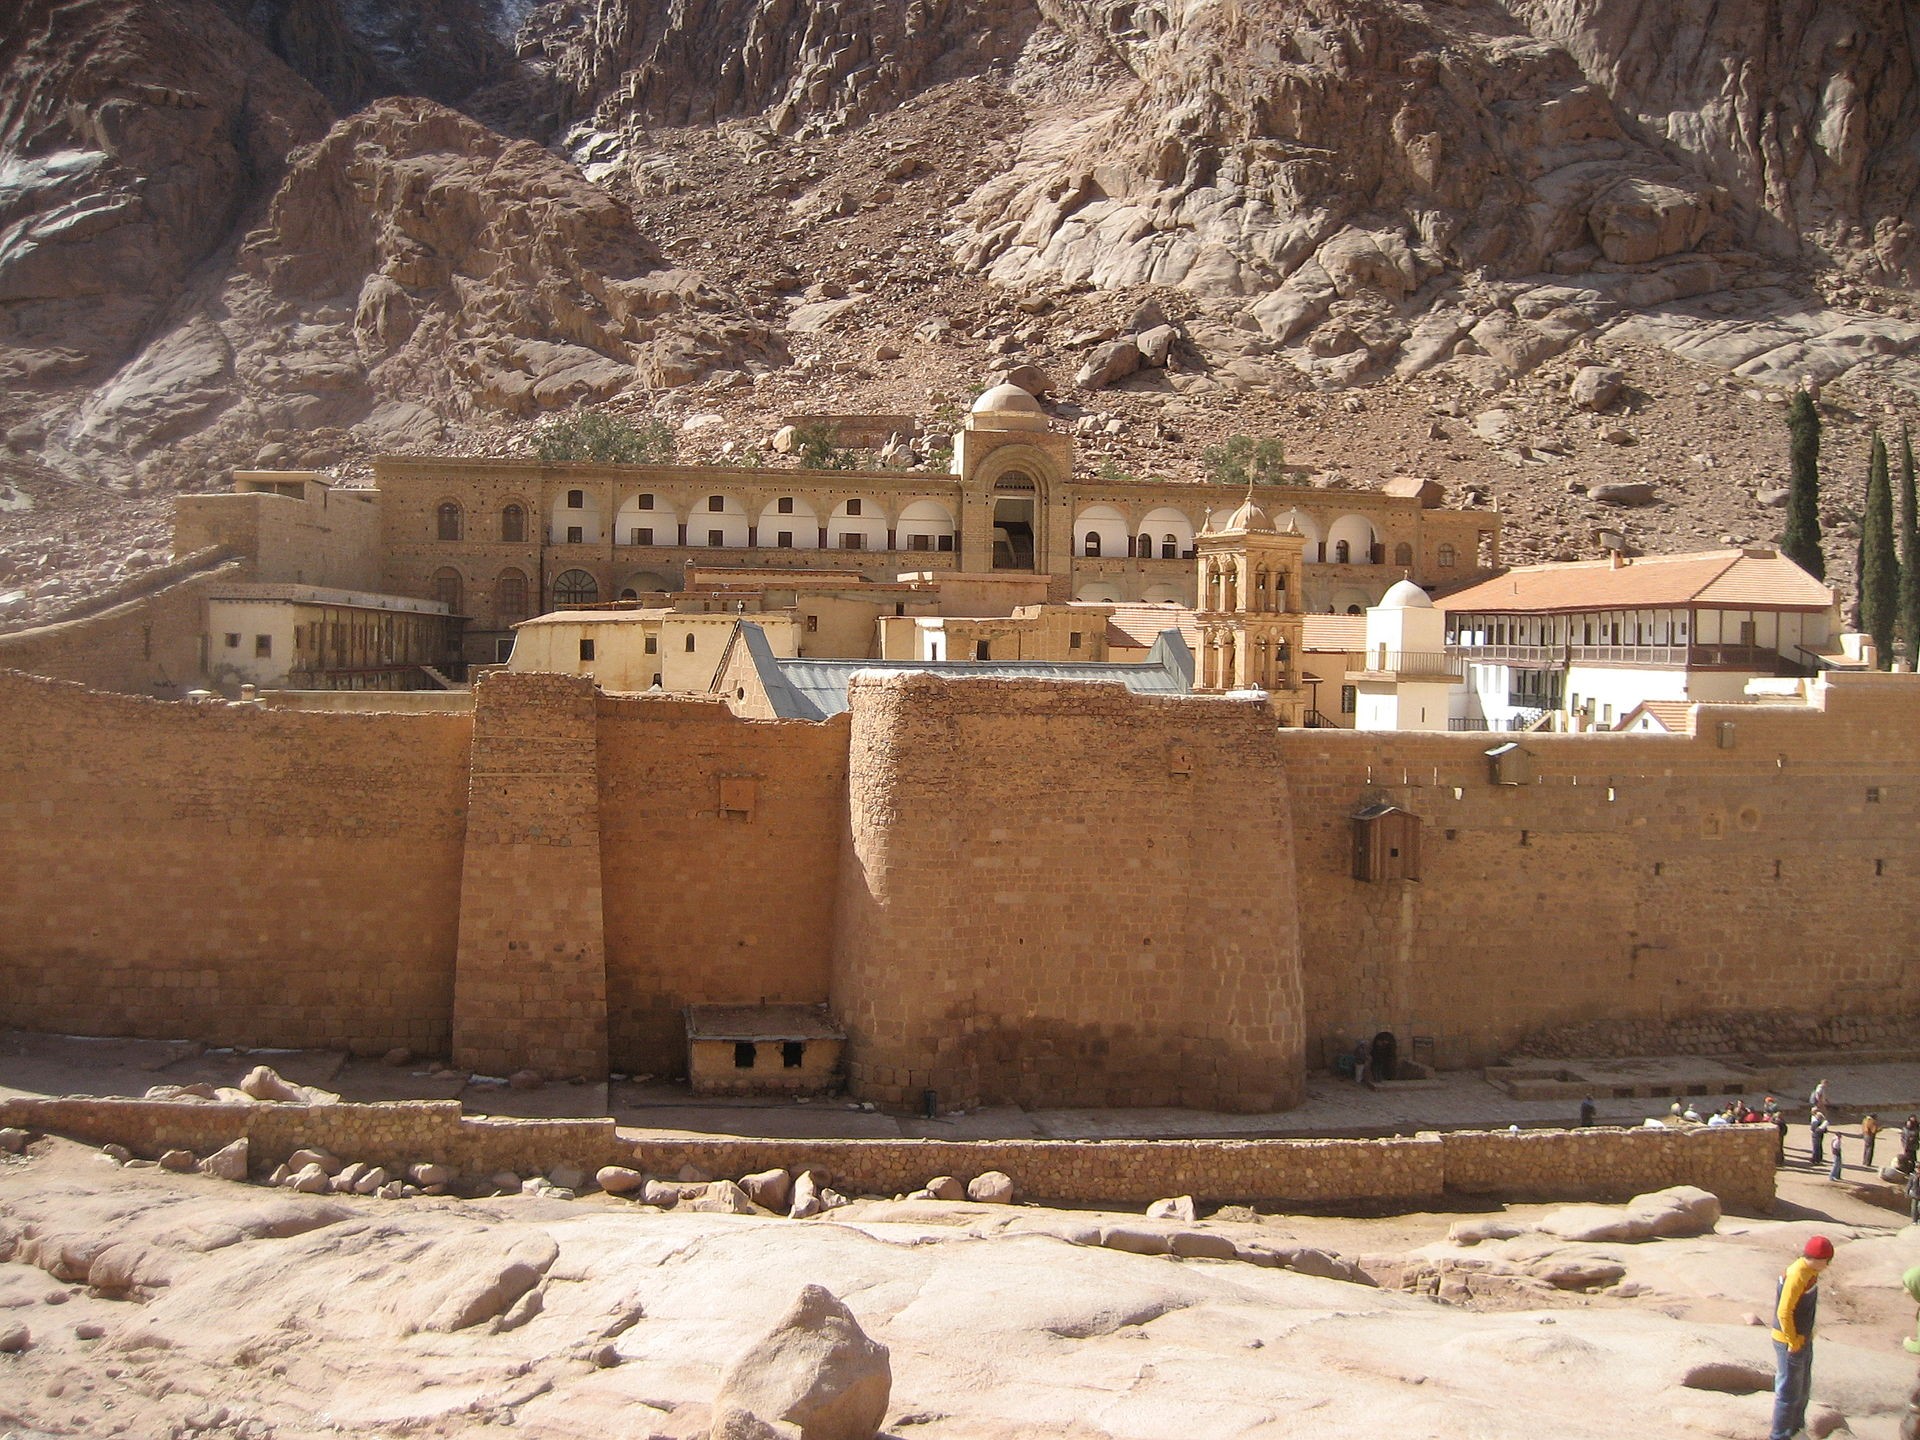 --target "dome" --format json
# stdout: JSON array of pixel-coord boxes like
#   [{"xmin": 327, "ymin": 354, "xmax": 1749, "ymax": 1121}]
[
  {"xmin": 1379, "ymin": 578, "xmax": 1433, "ymax": 609},
  {"xmin": 971, "ymin": 384, "xmax": 1045, "ymax": 416},
  {"xmin": 1202, "ymin": 493, "xmax": 1276, "ymax": 536},
  {"xmin": 966, "ymin": 382, "xmax": 1050, "ymax": 433}
]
